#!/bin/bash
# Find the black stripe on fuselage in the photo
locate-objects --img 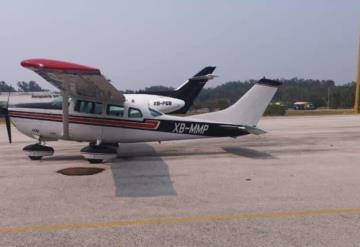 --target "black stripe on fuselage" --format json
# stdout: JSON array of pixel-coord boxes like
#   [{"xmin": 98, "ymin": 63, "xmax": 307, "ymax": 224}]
[{"xmin": 157, "ymin": 119, "xmax": 248, "ymax": 137}]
